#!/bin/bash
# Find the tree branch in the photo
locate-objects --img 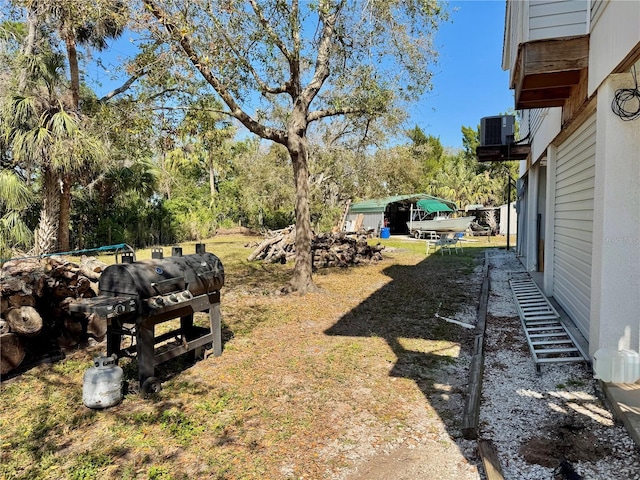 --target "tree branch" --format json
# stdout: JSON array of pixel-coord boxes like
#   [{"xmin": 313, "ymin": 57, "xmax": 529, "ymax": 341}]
[
  {"xmin": 307, "ymin": 106, "xmax": 366, "ymax": 123},
  {"xmin": 98, "ymin": 71, "xmax": 146, "ymax": 102},
  {"xmin": 142, "ymin": 0, "xmax": 286, "ymax": 145},
  {"xmin": 208, "ymin": 7, "xmax": 288, "ymax": 96},
  {"xmin": 249, "ymin": 0, "xmax": 292, "ymax": 62},
  {"xmin": 298, "ymin": 0, "xmax": 344, "ymax": 112}
]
